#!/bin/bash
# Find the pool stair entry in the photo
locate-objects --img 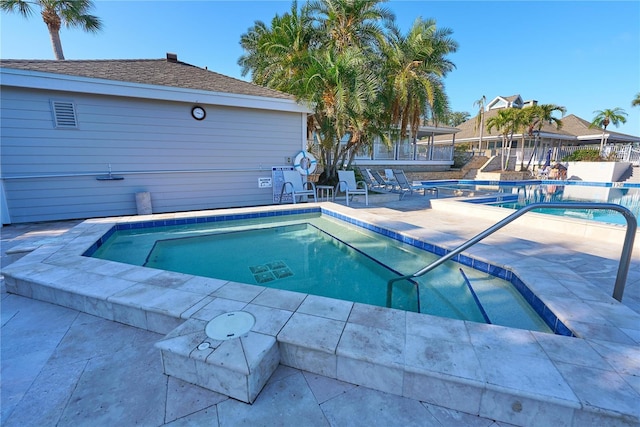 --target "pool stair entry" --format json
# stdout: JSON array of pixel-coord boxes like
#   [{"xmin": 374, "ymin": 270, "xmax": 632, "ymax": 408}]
[
  {"xmin": 388, "ymin": 201, "xmax": 637, "ymax": 303},
  {"xmin": 459, "ymin": 268, "xmax": 491, "ymax": 324}
]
